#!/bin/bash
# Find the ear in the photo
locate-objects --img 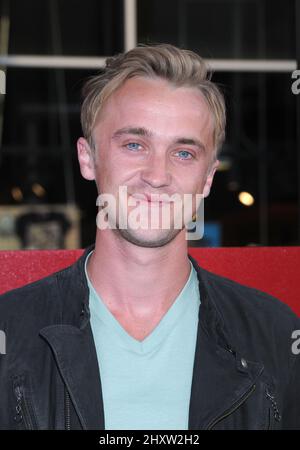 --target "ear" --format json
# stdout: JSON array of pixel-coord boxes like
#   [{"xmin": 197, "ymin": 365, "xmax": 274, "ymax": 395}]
[
  {"xmin": 202, "ymin": 159, "xmax": 219, "ymax": 198},
  {"xmin": 77, "ymin": 137, "xmax": 96, "ymax": 181}
]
